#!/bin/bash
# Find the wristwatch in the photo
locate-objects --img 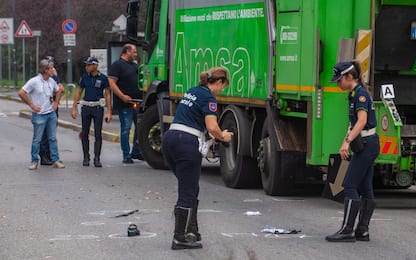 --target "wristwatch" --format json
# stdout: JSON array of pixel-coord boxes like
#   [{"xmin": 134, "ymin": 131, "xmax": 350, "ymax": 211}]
[{"xmin": 345, "ymin": 136, "xmax": 352, "ymax": 143}]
